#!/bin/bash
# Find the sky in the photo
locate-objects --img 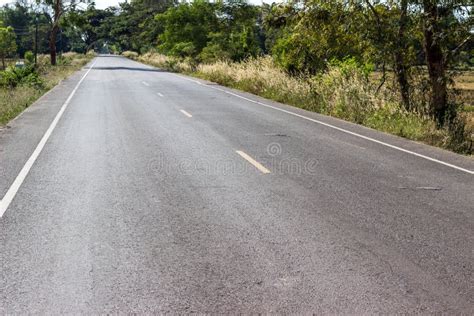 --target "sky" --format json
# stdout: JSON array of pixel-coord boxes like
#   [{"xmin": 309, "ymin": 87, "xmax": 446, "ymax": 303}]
[{"xmin": 0, "ymin": 0, "xmax": 270, "ymax": 9}]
